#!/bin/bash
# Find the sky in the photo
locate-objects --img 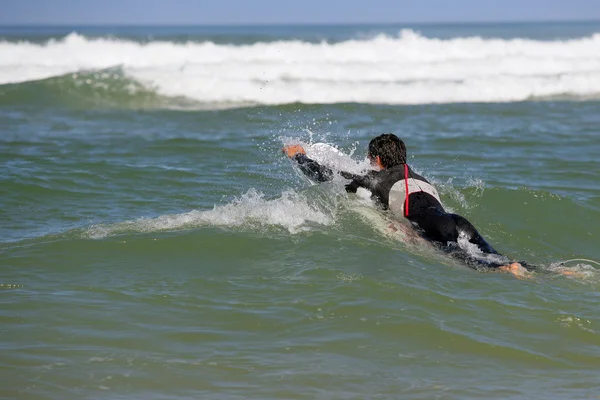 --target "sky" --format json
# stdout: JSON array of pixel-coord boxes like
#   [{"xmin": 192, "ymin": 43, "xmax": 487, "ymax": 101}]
[{"xmin": 1, "ymin": 0, "xmax": 600, "ymax": 25}]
